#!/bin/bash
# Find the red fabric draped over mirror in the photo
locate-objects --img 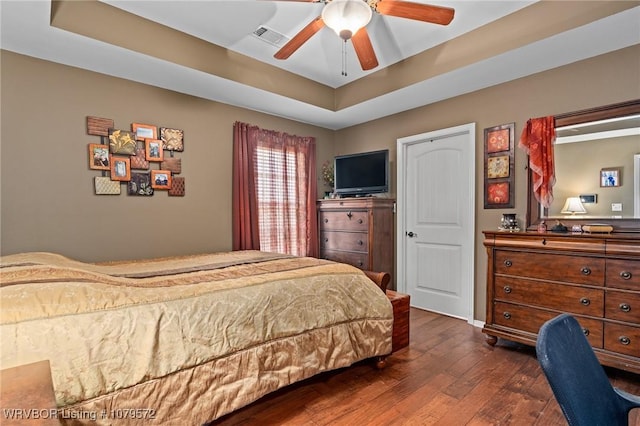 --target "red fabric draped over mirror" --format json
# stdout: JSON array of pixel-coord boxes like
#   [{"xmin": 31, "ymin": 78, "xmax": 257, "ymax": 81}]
[
  {"xmin": 518, "ymin": 116, "xmax": 556, "ymax": 209},
  {"xmin": 232, "ymin": 122, "xmax": 318, "ymax": 257}
]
